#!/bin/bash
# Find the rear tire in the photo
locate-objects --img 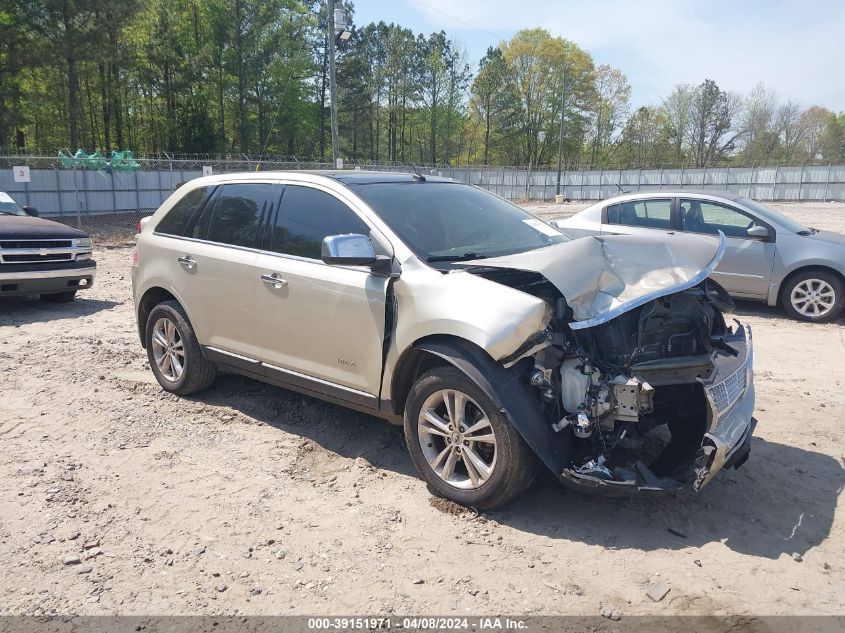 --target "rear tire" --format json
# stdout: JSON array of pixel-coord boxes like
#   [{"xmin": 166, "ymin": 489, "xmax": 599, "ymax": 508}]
[
  {"xmin": 781, "ymin": 270, "xmax": 843, "ymax": 323},
  {"xmin": 40, "ymin": 290, "xmax": 77, "ymax": 303},
  {"xmin": 145, "ymin": 300, "xmax": 216, "ymax": 395},
  {"xmin": 404, "ymin": 366, "xmax": 537, "ymax": 510}
]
